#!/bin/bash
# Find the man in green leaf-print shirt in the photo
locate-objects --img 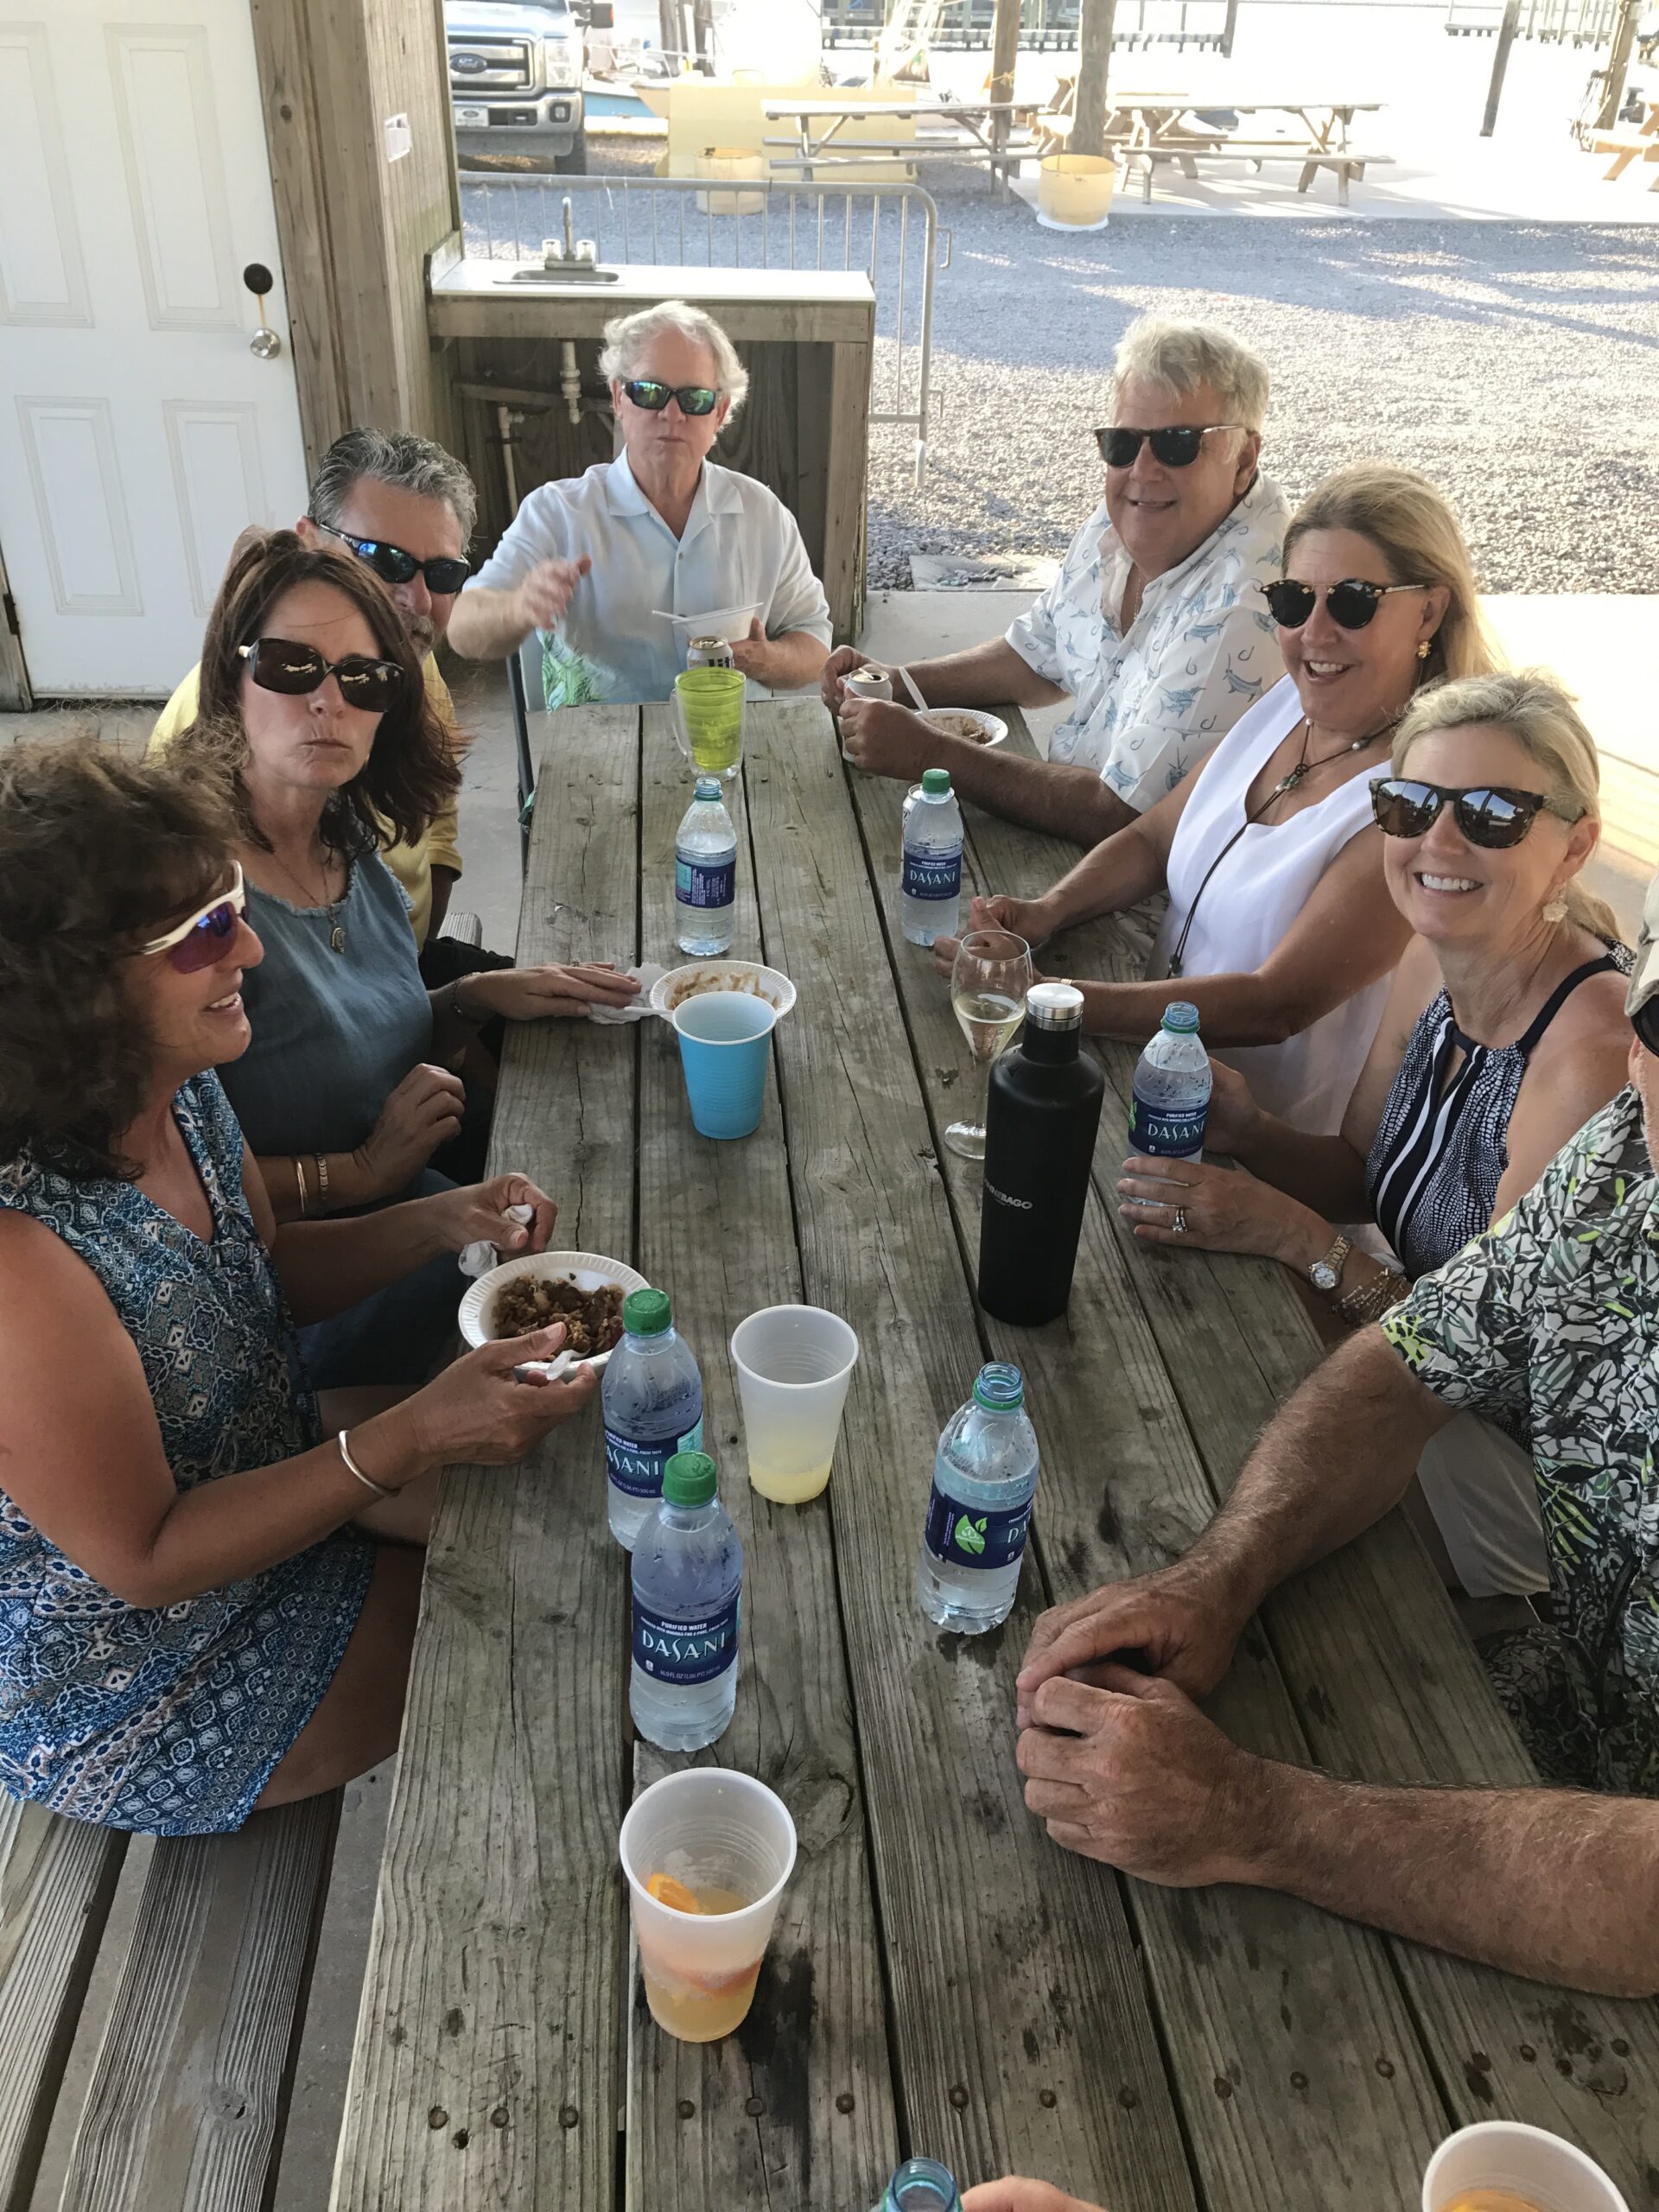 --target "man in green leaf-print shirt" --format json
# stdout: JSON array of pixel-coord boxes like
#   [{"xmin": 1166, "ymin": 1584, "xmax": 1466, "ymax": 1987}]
[{"xmin": 1007, "ymin": 881, "xmax": 1659, "ymax": 1999}]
